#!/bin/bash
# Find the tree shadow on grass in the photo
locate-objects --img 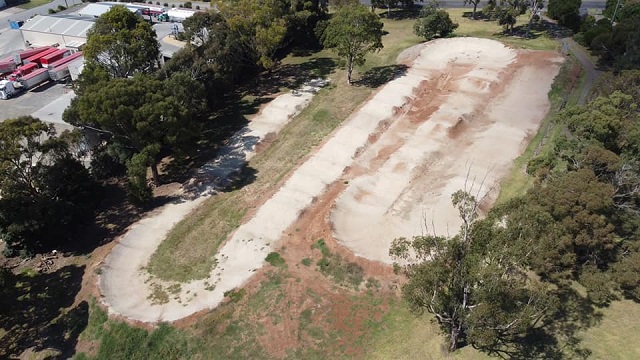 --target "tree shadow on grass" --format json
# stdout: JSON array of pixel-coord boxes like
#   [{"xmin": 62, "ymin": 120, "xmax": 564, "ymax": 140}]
[
  {"xmin": 161, "ymin": 57, "xmax": 336, "ymax": 187},
  {"xmin": 461, "ymin": 11, "xmax": 492, "ymax": 20},
  {"xmin": 496, "ymin": 20, "xmax": 573, "ymax": 40},
  {"xmin": 474, "ymin": 287, "xmax": 601, "ymax": 359},
  {"xmin": 0, "ymin": 265, "xmax": 88, "ymax": 359},
  {"xmin": 159, "ymin": 94, "xmax": 264, "ymax": 186},
  {"xmin": 380, "ymin": 8, "xmax": 421, "ymax": 20},
  {"xmin": 244, "ymin": 57, "xmax": 337, "ymax": 98},
  {"xmin": 60, "ymin": 180, "xmax": 180, "ymax": 255},
  {"xmin": 354, "ymin": 64, "xmax": 409, "ymax": 88}
]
